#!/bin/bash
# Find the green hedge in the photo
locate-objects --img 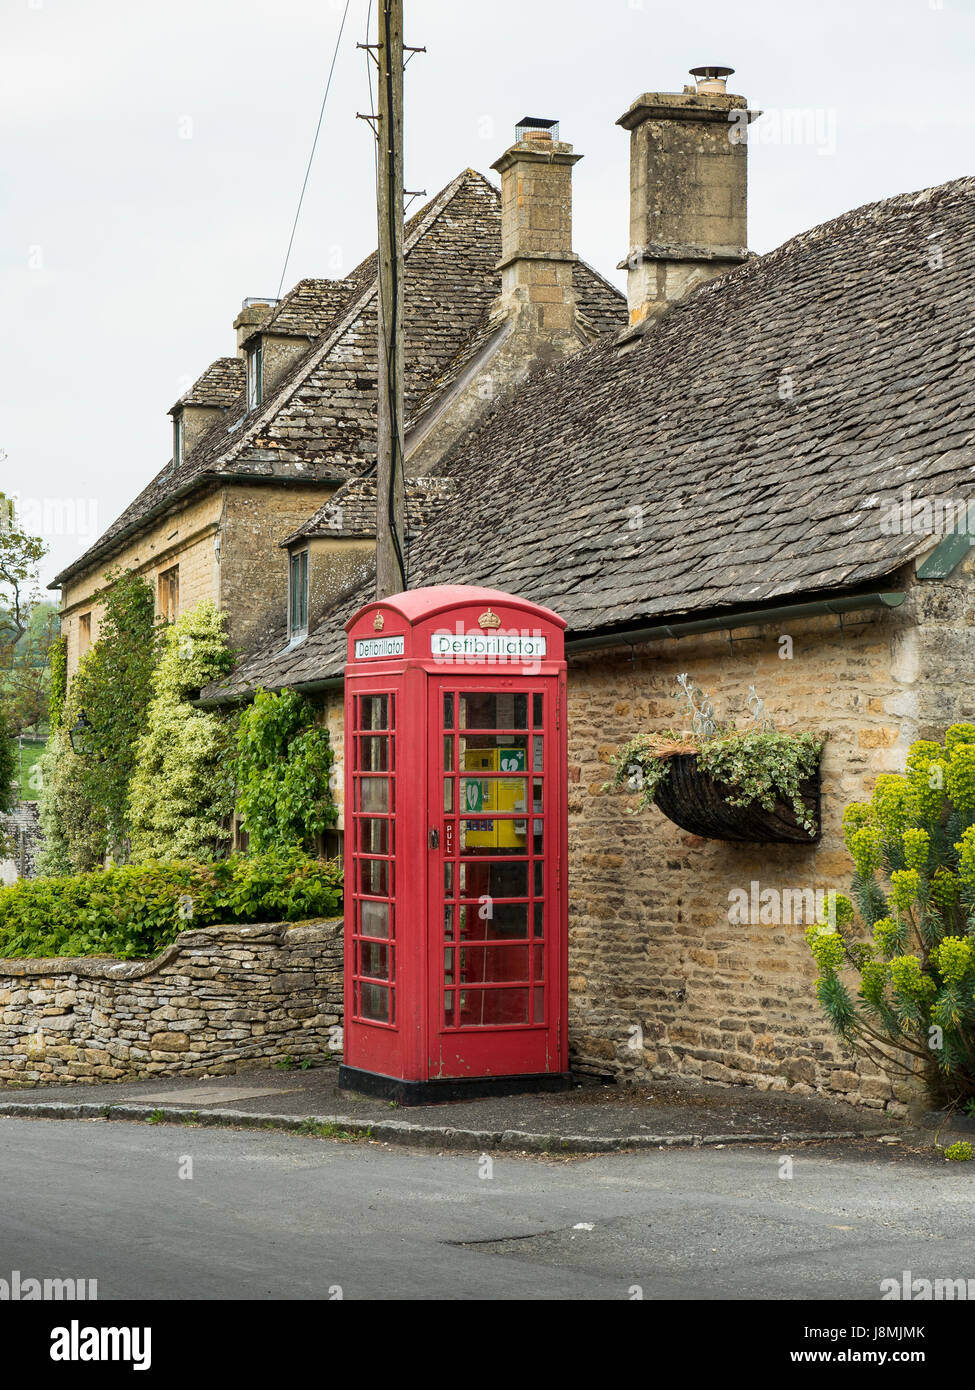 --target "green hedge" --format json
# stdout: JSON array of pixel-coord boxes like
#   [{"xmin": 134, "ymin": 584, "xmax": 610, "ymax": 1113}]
[{"xmin": 0, "ymin": 851, "xmax": 343, "ymax": 960}]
